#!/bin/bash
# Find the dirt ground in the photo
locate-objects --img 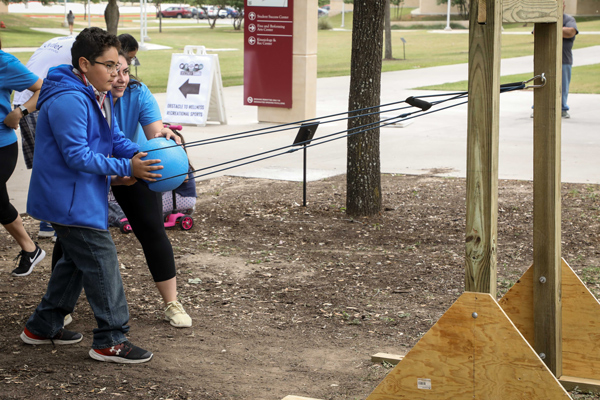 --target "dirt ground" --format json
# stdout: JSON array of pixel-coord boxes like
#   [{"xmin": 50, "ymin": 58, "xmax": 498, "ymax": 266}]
[{"xmin": 1, "ymin": 174, "xmax": 599, "ymax": 400}]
